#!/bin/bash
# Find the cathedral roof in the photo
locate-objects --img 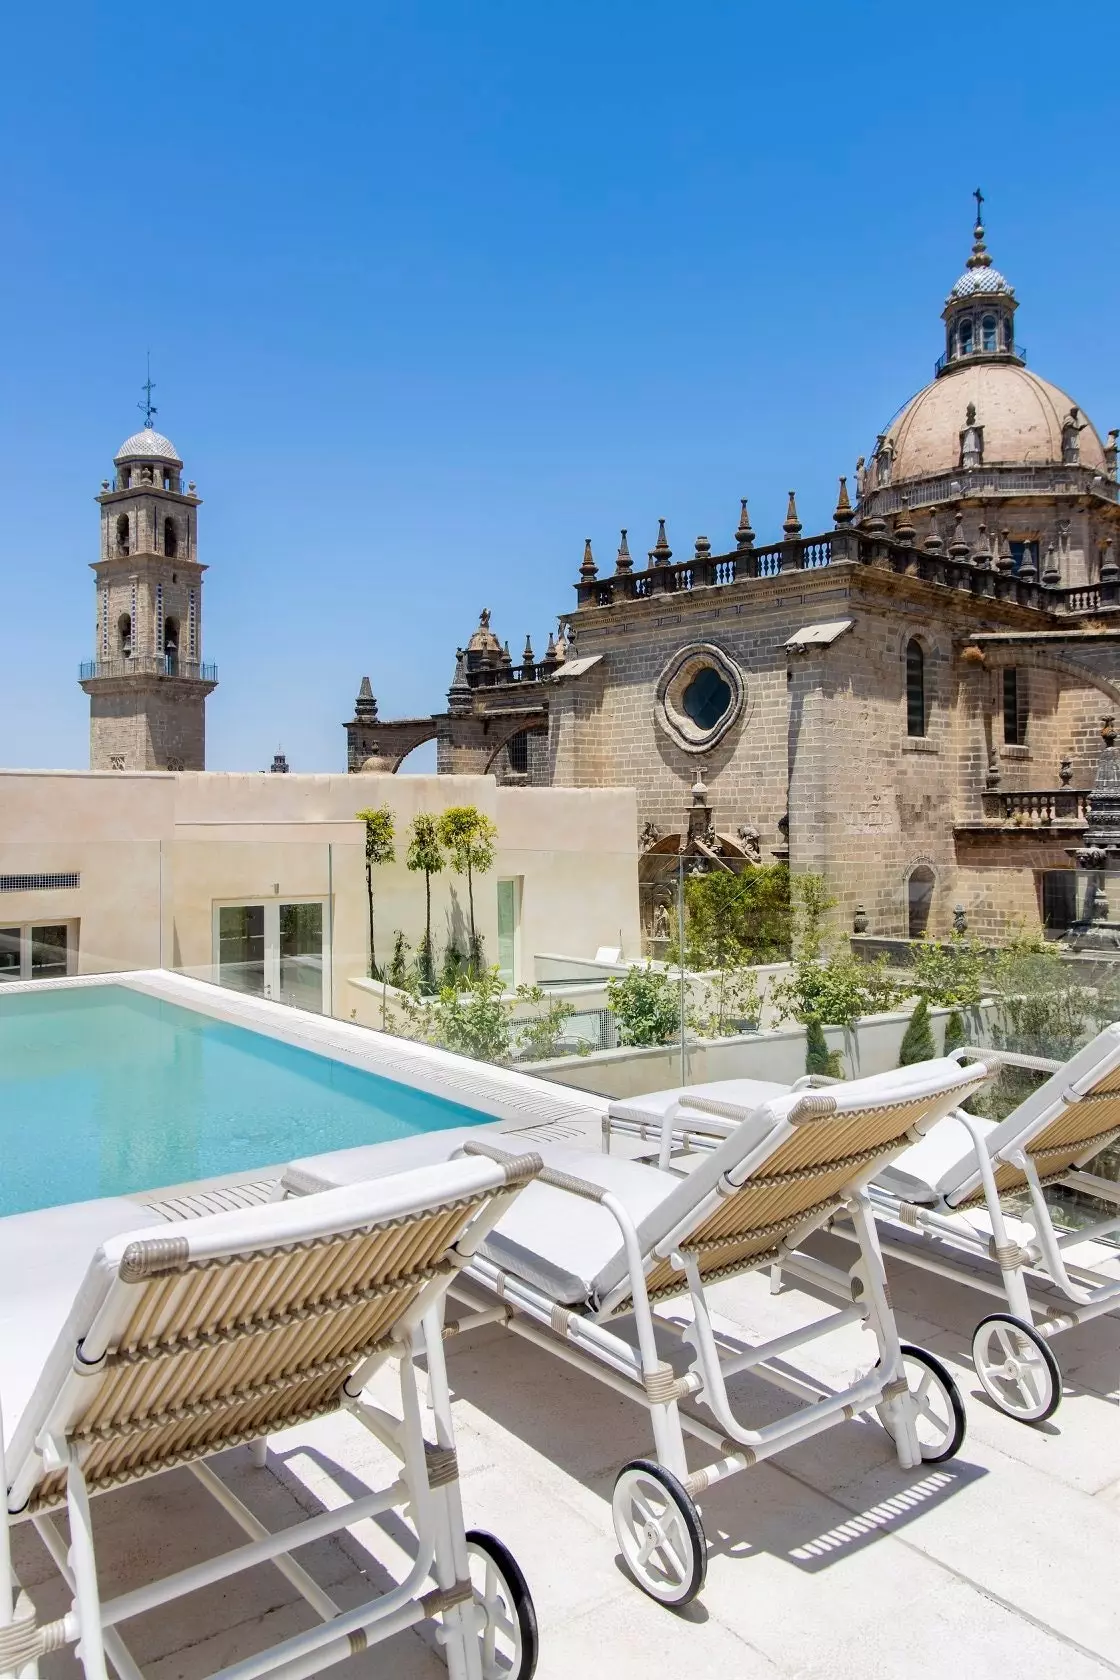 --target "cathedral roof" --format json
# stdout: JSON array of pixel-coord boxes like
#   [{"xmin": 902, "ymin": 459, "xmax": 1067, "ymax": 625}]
[
  {"xmin": 114, "ymin": 425, "xmax": 182, "ymax": 465},
  {"xmin": 878, "ymin": 362, "xmax": 1106, "ymax": 481}
]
